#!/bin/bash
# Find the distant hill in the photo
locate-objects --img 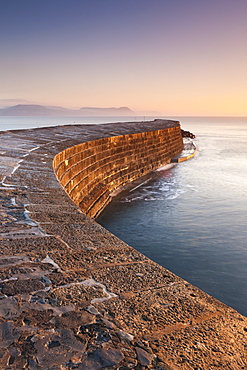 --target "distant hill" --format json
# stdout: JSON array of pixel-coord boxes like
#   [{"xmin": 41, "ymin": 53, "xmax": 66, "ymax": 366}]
[
  {"xmin": 0, "ymin": 99, "xmax": 35, "ymax": 109},
  {"xmin": 0, "ymin": 104, "xmax": 135, "ymax": 116},
  {"xmin": 79, "ymin": 106, "xmax": 133, "ymax": 115},
  {"xmin": 0, "ymin": 105, "xmax": 60, "ymax": 116}
]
